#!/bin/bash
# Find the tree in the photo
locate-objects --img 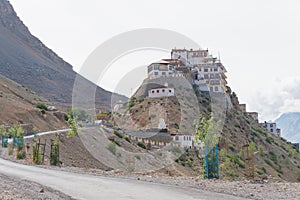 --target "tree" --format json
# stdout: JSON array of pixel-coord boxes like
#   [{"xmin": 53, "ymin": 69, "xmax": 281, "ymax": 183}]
[
  {"xmin": 66, "ymin": 114, "xmax": 80, "ymax": 138},
  {"xmin": 0, "ymin": 125, "xmax": 7, "ymax": 136},
  {"xmin": 8, "ymin": 123, "xmax": 24, "ymax": 137},
  {"xmin": 195, "ymin": 114, "xmax": 220, "ymax": 149}
]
